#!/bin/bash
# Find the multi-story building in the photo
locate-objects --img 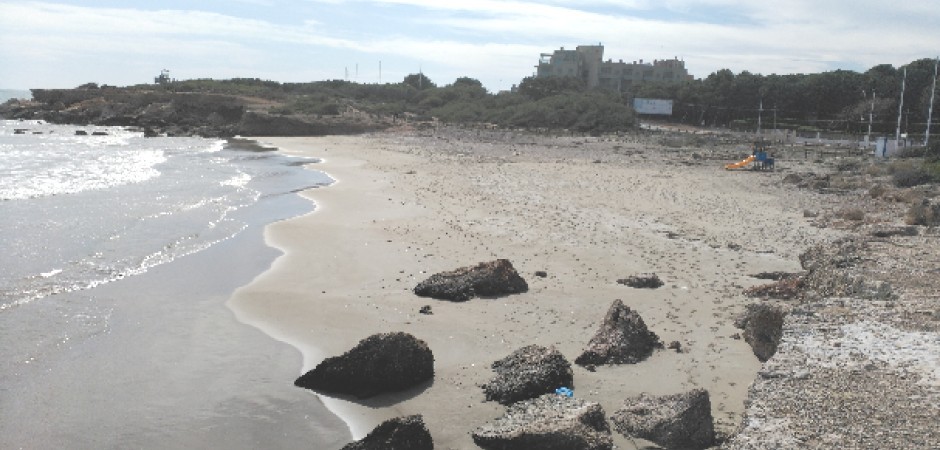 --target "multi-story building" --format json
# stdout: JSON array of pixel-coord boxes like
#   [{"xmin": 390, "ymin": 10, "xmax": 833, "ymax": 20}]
[{"xmin": 536, "ymin": 45, "xmax": 692, "ymax": 90}]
